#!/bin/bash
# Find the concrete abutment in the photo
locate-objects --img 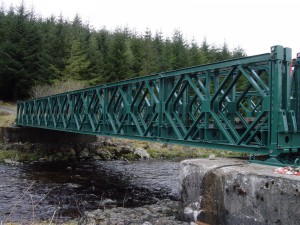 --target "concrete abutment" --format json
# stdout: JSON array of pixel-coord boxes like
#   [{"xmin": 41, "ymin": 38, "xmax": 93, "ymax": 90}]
[{"xmin": 179, "ymin": 158, "xmax": 300, "ymax": 225}]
